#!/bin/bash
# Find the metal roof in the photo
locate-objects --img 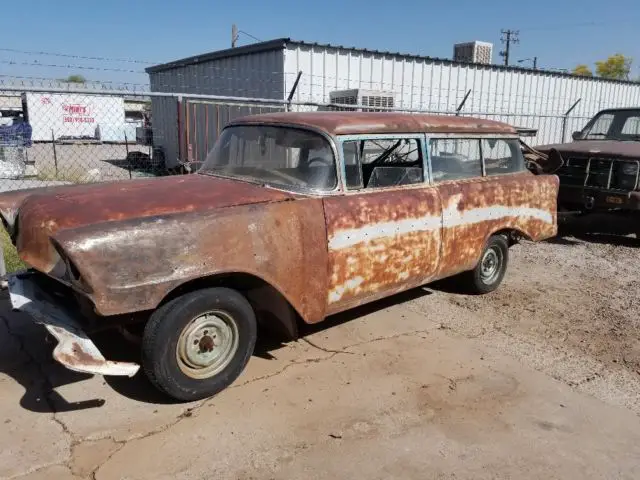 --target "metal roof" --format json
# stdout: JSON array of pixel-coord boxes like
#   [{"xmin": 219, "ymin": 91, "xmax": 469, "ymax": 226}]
[
  {"xmin": 228, "ymin": 111, "xmax": 516, "ymax": 136},
  {"xmin": 145, "ymin": 38, "xmax": 640, "ymax": 85}
]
